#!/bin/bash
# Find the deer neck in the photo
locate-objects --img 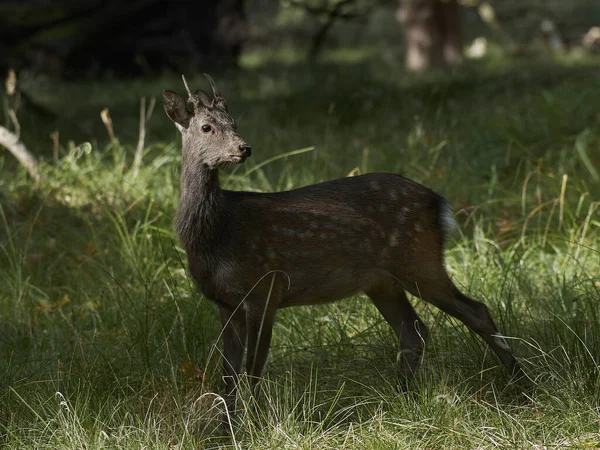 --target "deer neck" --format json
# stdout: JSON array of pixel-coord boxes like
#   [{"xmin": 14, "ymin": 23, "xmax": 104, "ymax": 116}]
[{"xmin": 176, "ymin": 158, "xmax": 224, "ymax": 253}]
